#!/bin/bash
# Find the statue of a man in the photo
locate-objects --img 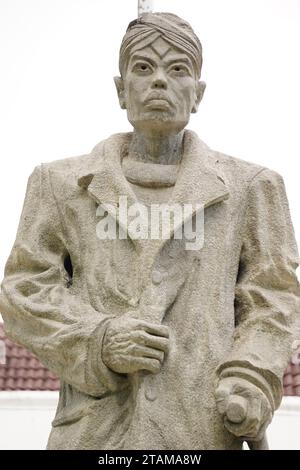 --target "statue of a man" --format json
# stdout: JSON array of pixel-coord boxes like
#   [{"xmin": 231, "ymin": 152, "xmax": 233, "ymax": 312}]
[{"xmin": 0, "ymin": 12, "xmax": 299, "ymax": 450}]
